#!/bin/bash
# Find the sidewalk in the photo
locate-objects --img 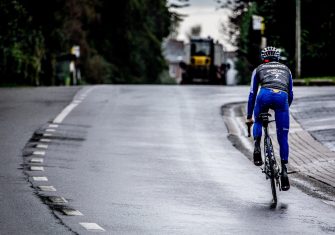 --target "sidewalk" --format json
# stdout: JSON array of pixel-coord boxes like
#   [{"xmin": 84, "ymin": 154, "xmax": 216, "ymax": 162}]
[{"xmin": 222, "ymin": 99, "xmax": 335, "ymax": 193}]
